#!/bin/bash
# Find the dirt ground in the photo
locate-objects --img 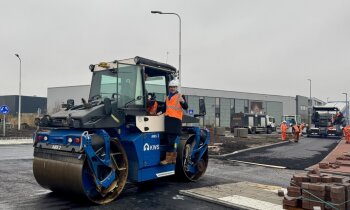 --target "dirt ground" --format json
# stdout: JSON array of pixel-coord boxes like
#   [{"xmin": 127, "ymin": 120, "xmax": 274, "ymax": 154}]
[
  {"xmin": 209, "ymin": 132, "xmax": 287, "ymax": 155},
  {"xmin": 0, "ymin": 127, "xmax": 36, "ymax": 138}
]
